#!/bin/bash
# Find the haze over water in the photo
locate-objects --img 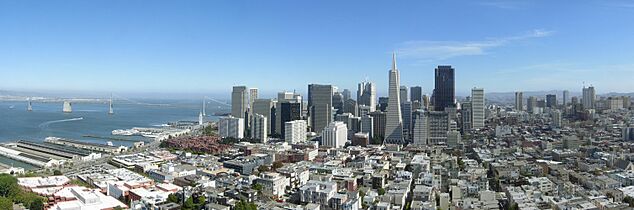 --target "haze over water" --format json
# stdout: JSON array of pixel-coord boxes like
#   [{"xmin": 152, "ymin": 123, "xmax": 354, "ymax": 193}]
[{"xmin": 0, "ymin": 99, "xmax": 227, "ymax": 145}]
